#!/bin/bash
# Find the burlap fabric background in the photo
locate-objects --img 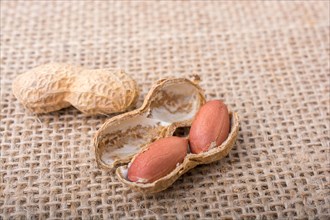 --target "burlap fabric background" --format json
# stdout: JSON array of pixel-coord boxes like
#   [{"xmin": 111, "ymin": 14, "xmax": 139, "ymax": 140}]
[{"xmin": 1, "ymin": 1, "xmax": 329, "ymax": 219}]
